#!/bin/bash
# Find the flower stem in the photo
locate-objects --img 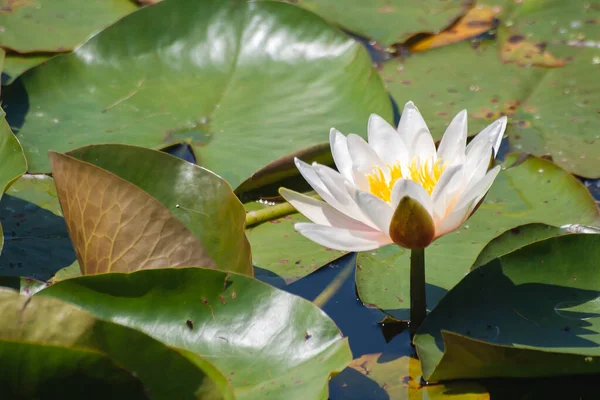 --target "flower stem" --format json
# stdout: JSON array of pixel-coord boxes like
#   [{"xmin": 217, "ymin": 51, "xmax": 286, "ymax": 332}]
[{"xmin": 410, "ymin": 248, "xmax": 426, "ymax": 333}]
